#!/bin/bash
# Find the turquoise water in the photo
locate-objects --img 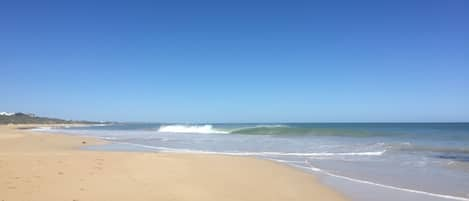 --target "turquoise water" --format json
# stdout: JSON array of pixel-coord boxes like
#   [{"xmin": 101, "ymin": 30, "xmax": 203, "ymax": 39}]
[{"xmin": 45, "ymin": 123, "xmax": 469, "ymax": 201}]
